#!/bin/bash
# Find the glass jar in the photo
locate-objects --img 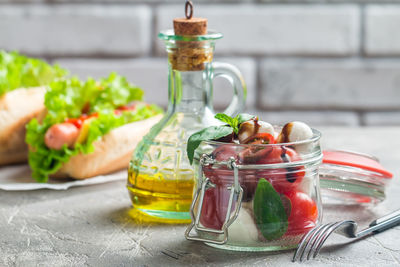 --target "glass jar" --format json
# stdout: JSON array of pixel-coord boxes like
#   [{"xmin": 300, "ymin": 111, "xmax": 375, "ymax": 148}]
[
  {"xmin": 127, "ymin": 30, "xmax": 246, "ymax": 223},
  {"xmin": 319, "ymin": 150, "xmax": 393, "ymax": 205},
  {"xmin": 185, "ymin": 127, "xmax": 323, "ymax": 251}
]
